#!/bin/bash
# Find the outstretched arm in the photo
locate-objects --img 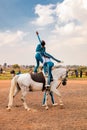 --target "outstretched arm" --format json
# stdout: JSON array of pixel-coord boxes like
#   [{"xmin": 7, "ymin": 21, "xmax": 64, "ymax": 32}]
[
  {"xmin": 44, "ymin": 52, "xmax": 63, "ymax": 63},
  {"xmin": 36, "ymin": 31, "xmax": 42, "ymax": 44}
]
